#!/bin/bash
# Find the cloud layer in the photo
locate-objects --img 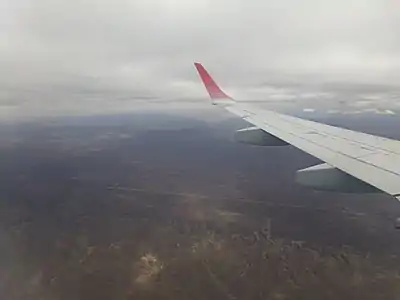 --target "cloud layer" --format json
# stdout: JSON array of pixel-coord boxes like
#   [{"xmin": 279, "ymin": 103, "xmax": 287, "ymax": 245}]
[{"xmin": 1, "ymin": 0, "xmax": 400, "ymax": 119}]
